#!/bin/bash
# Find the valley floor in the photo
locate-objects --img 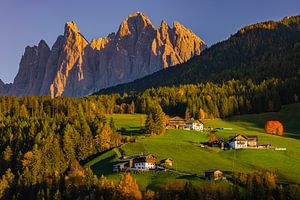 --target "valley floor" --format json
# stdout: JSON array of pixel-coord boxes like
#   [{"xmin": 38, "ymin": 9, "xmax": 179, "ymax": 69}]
[{"xmin": 85, "ymin": 104, "xmax": 300, "ymax": 190}]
